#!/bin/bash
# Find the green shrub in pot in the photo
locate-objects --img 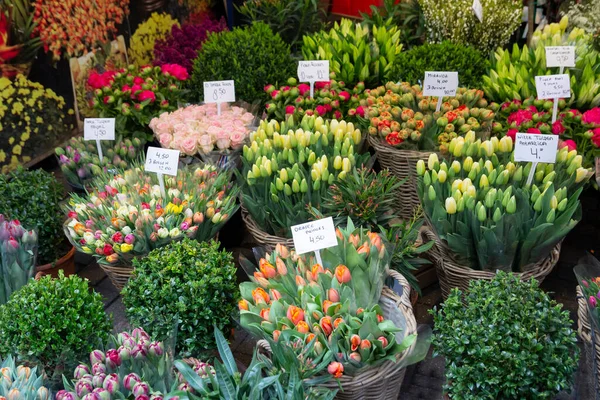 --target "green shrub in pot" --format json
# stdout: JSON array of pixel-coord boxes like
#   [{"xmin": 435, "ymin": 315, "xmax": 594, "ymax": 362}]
[
  {"xmin": 0, "ymin": 271, "xmax": 111, "ymax": 386},
  {"xmin": 122, "ymin": 239, "xmax": 239, "ymax": 356},
  {"xmin": 0, "ymin": 167, "xmax": 67, "ymax": 266},
  {"xmin": 430, "ymin": 271, "xmax": 578, "ymax": 399}
]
